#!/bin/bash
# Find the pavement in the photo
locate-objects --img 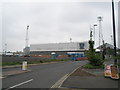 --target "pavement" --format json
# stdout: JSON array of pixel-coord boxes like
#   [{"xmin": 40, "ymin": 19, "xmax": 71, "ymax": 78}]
[
  {"xmin": 61, "ymin": 69, "xmax": 119, "ymax": 89},
  {"xmin": 60, "ymin": 60, "xmax": 120, "ymax": 89}
]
